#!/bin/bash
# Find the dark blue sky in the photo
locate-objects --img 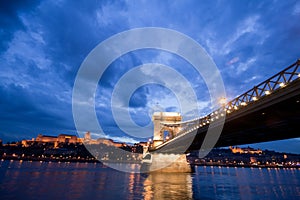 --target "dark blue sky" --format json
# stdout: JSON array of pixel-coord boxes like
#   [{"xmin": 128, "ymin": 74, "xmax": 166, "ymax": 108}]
[{"xmin": 1, "ymin": 0, "xmax": 300, "ymax": 153}]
